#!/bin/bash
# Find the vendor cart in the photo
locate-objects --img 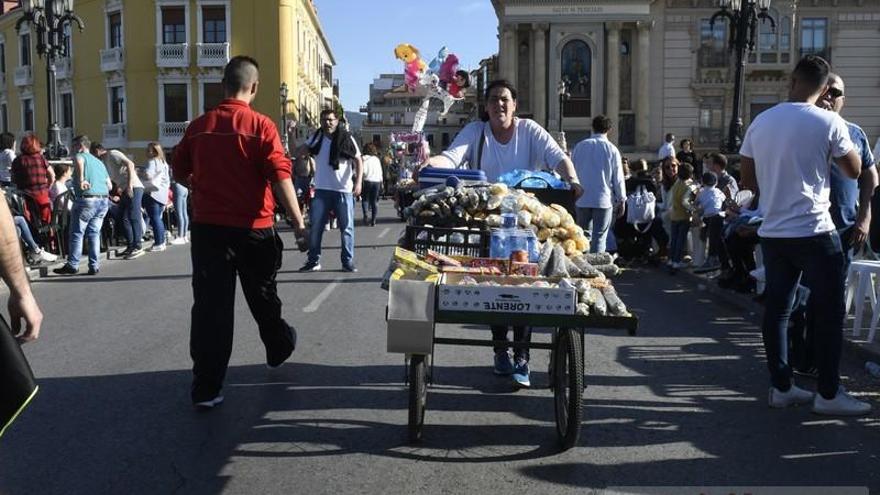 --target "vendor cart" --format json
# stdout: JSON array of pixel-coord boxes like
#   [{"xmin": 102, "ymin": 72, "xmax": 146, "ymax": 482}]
[{"xmin": 389, "ymin": 225, "xmax": 638, "ymax": 450}]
